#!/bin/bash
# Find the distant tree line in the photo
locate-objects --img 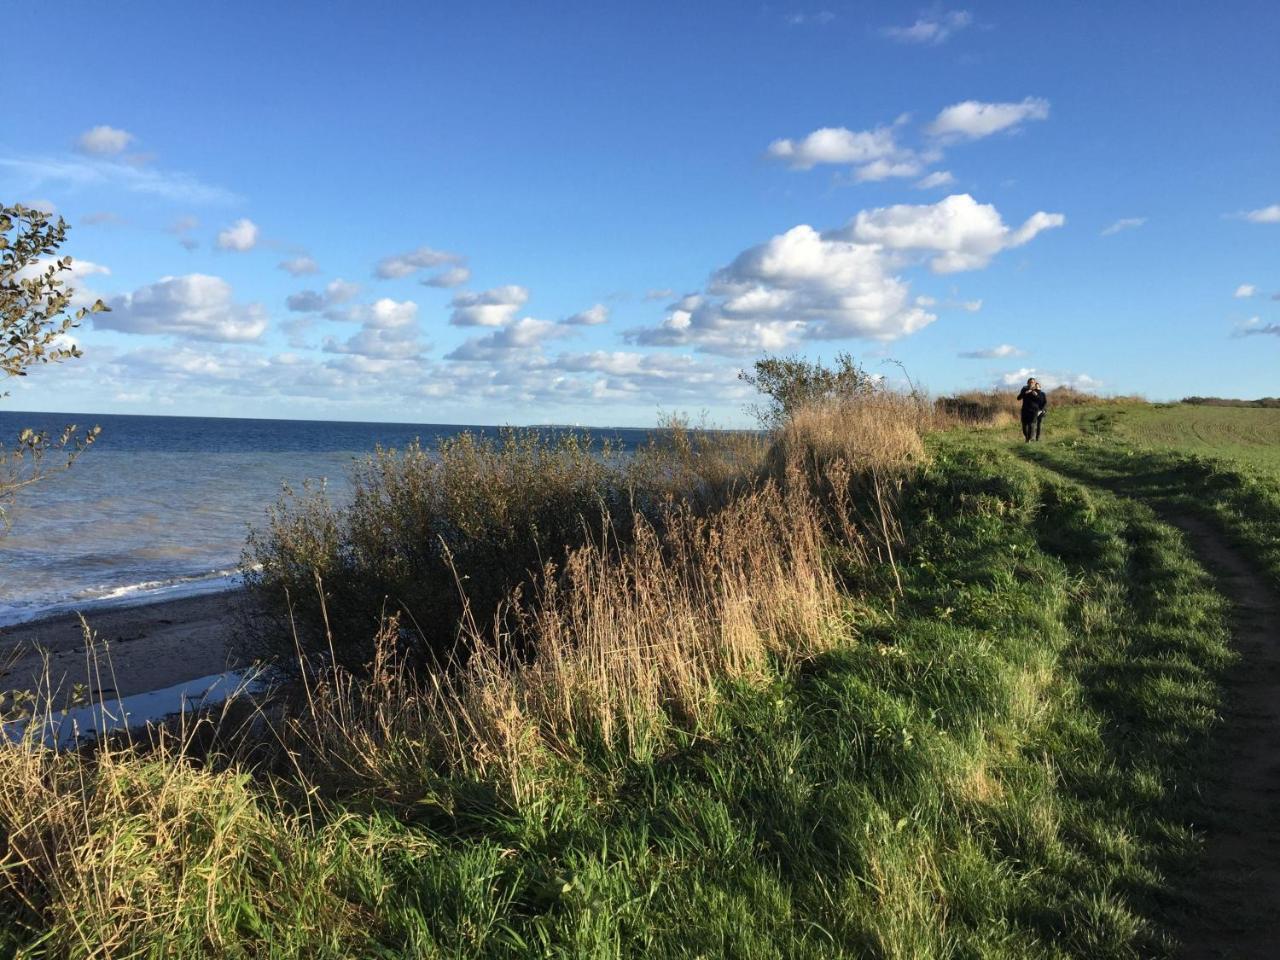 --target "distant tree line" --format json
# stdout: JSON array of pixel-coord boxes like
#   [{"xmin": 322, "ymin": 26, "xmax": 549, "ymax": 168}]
[{"xmin": 1181, "ymin": 397, "xmax": 1280, "ymax": 408}]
